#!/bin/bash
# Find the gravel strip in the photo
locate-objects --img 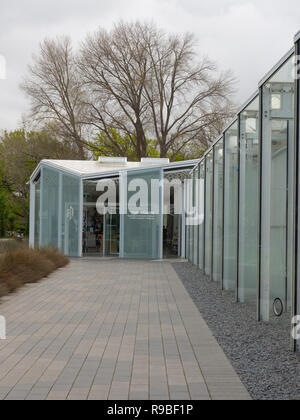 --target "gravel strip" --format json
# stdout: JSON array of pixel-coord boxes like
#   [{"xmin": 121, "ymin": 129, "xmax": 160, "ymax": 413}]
[{"xmin": 173, "ymin": 262, "xmax": 300, "ymax": 400}]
